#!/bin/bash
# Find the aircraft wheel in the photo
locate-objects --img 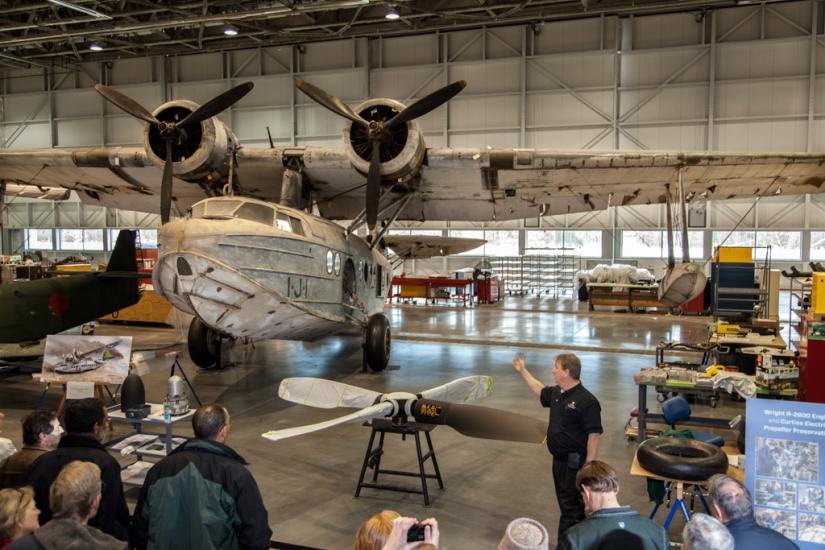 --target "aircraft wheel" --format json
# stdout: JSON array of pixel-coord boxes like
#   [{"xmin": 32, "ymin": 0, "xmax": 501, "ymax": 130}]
[
  {"xmin": 364, "ymin": 314, "xmax": 391, "ymax": 372},
  {"xmin": 188, "ymin": 317, "xmax": 219, "ymax": 369}
]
